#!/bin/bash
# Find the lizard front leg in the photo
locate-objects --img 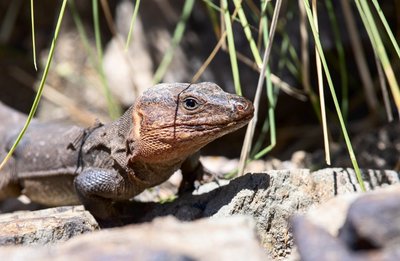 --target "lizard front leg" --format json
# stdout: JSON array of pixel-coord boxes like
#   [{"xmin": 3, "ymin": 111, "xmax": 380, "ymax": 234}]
[
  {"xmin": 74, "ymin": 167, "xmax": 141, "ymax": 222},
  {"xmin": 178, "ymin": 152, "xmax": 204, "ymax": 195},
  {"xmin": 179, "ymin": 152, "xmax": 222, "ymax": 195}
]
